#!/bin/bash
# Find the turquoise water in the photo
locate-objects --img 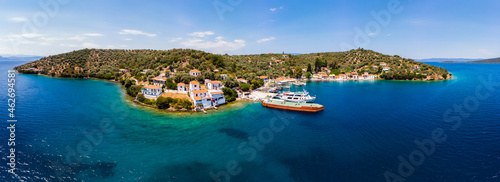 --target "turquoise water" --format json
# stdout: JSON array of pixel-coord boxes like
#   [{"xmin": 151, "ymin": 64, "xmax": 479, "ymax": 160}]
[{"xmin": 1, "ymin": 61, "xmax": 499, "ymax": 181}]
